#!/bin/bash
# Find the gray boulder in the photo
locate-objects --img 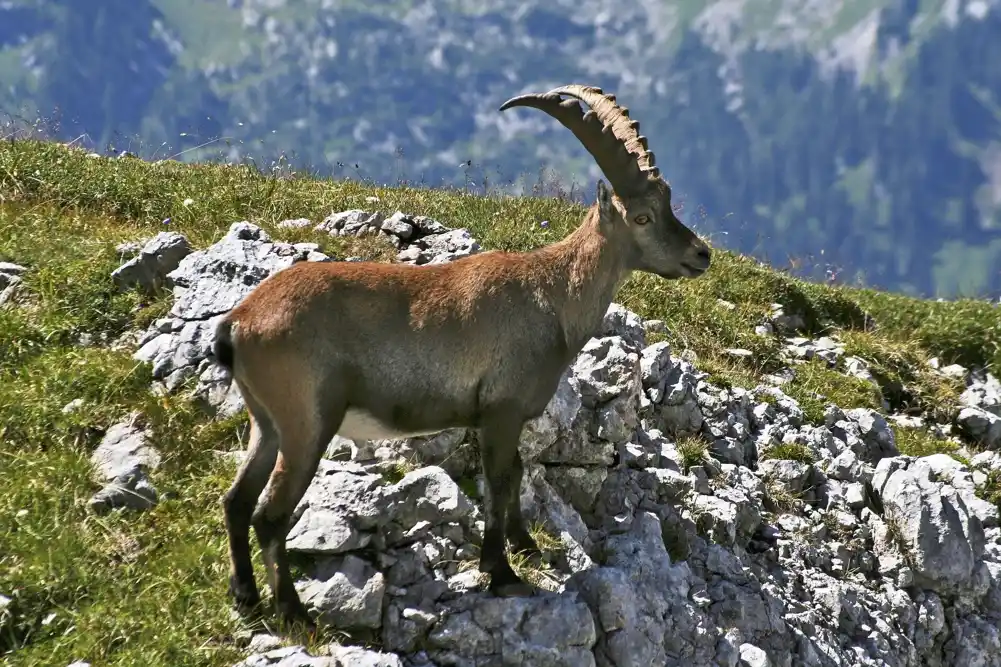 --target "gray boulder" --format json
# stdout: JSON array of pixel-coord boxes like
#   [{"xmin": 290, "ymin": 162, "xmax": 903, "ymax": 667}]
[
  {"xmin": 426, "ymin": 592, "xmax": 596, "ymax": 667},
  {"xmin": 132, "ymin": 222, "xmax": 330, "ymax": 411},
  {"xmin": 111, "ymin": 231, "xmax": 192, "ymax": 293},
  {"xmin": 88, "ymin": 415, "xmax": 161, "ymax": 514},
  {"xmin": 872, "ymin": 456, "xmax": 988, "ymax": 597},
  {"xmin": 0, "ymin": 261, "xmax": 26, "ymax": 306}
]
